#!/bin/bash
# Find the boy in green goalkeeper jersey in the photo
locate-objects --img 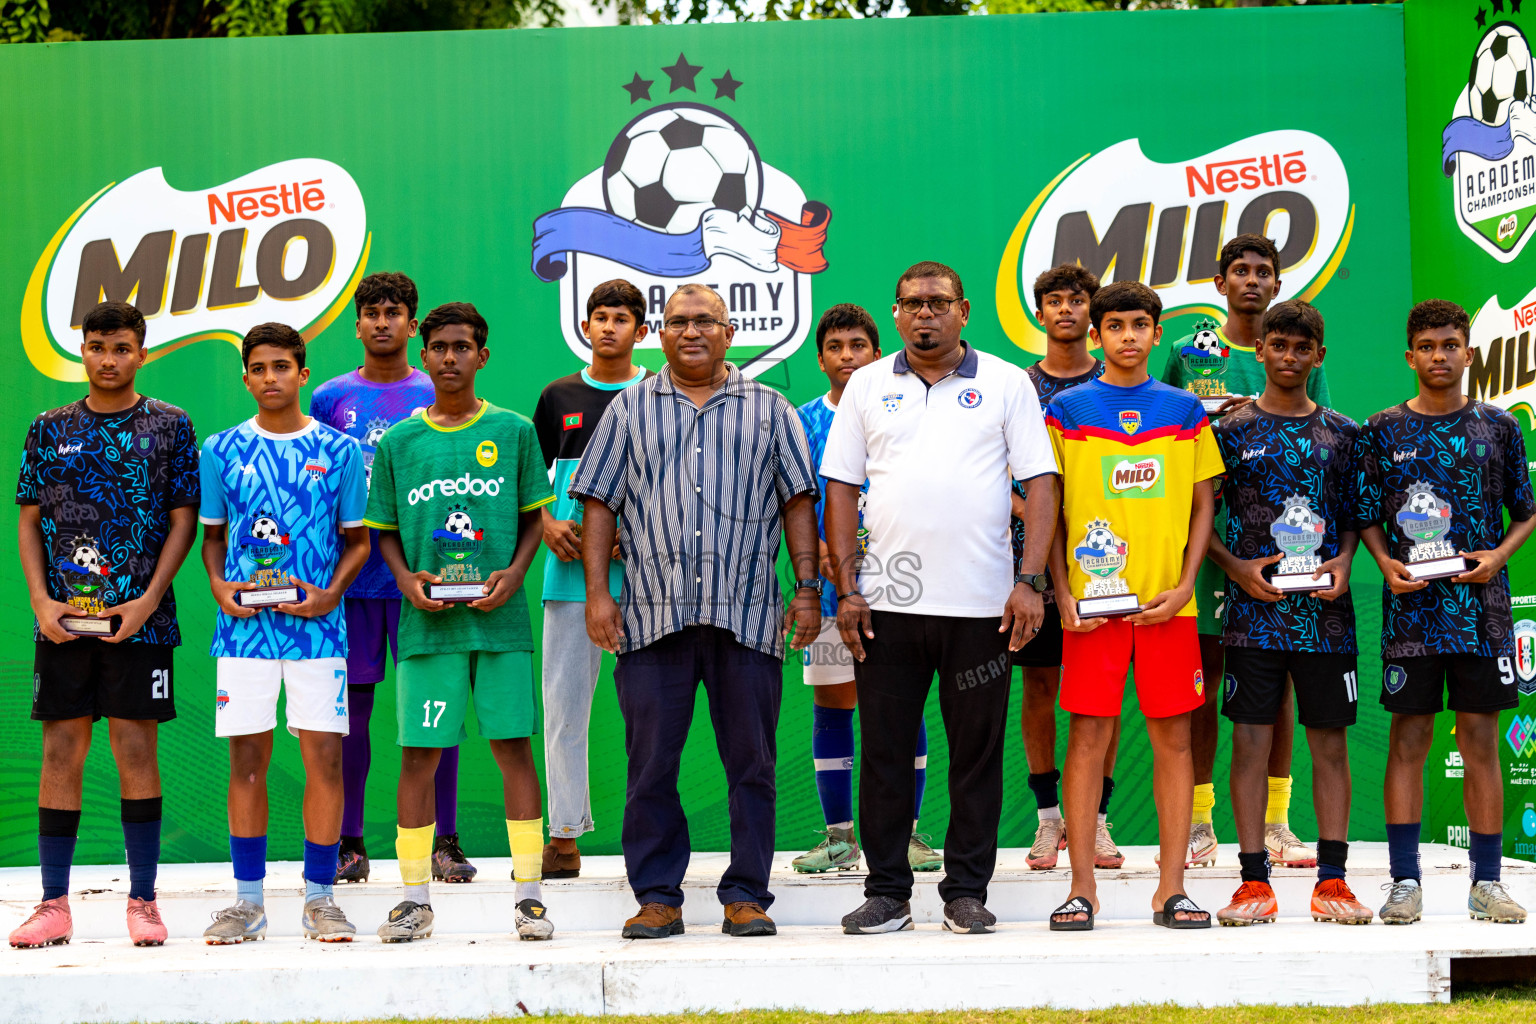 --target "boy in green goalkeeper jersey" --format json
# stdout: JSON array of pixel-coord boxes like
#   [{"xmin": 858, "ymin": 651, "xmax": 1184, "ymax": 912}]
[{"xmin": 1160, "ymin": 233, "xmax": 1331, "ymax": 872}]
